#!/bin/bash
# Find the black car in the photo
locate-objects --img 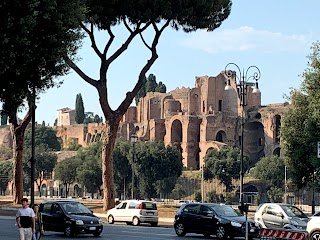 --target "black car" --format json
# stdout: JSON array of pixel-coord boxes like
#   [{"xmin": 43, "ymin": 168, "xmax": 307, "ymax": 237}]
[
  {"xmin": 39, "ymin": 200, "xmax": 103, "ymax": 237},
  {"xmin": 174, "ymin": 203, "xmax": 260, "ymax": 239}
]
